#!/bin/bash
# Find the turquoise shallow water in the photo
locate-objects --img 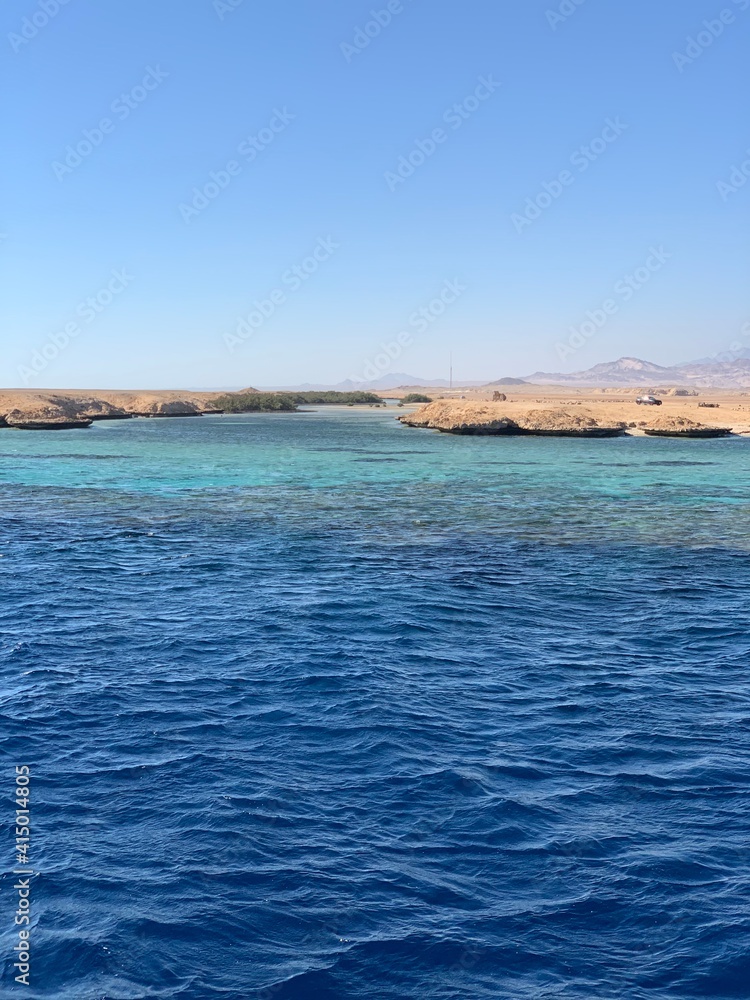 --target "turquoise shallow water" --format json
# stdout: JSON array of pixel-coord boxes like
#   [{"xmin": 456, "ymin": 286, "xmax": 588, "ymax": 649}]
[
  {"xmin": 1, "ymin": 410, "xmax": 749, "ymax": 999},
  {"xmin": 1, "ymin": 408, "xmax": 749, "ymax": 546}
]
